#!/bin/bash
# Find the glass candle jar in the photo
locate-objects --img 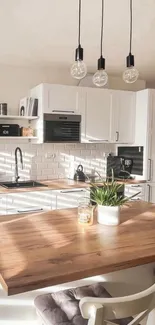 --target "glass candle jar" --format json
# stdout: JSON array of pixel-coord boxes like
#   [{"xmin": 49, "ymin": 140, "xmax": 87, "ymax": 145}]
[{"xmin": 78, "ymin": 200, "xmax": 94, "ymax": 226}]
